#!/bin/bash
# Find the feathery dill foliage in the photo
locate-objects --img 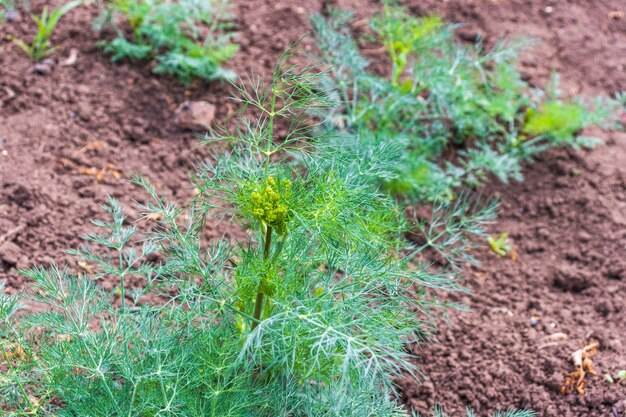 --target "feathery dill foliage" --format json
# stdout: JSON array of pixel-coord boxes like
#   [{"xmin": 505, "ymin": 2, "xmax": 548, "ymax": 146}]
[
  {"xmin": 312, "ymin": 3, "xmax": 624, "ymax": 202},
  {"xmin": 1, "ymin": 48, "xmax": 468, "ymax": 416},
  {"xmin": 96, "ymin": 0, "xmax": 237, "ymax": 83}
]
